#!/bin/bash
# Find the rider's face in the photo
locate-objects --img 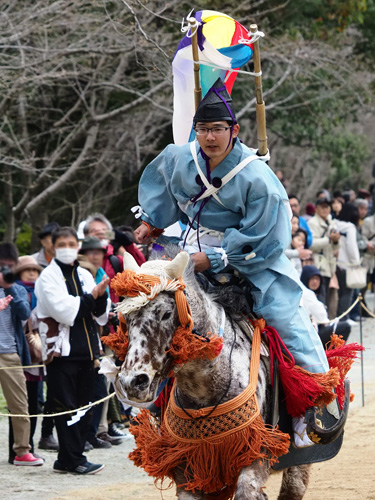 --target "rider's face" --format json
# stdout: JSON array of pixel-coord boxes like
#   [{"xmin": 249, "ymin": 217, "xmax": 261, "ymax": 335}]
[{"xmin": 195, "ymin": 121, "xmax": 240, "ymax": 168}]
